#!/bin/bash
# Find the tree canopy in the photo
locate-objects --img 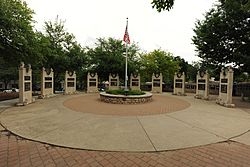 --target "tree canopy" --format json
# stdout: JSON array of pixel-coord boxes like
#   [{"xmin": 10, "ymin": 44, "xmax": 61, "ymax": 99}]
[
  {"xmin": 139, "ymin": 49, "xmax": 179, "ymax": 83},
  {"xmin": 151, "ymin": 0, "xmax": 175, "ymax": 12},
  {"xmin": 1, "ymin": 0, "xmax": 221, "ymax": 90},
  {"xmin": 192, "ymin": 0, "xmax": 250, "ymax": 73},
  {"xmin": 87, "ymin": 38, "xmax": 140, "ymax": 82},
  {"xmin": 151, "ymin": 0, "xmax": 250, "ymax": 12},
  {"xmin": 0, "ymin": 0, "xmax": 39, "ymax": 66}
]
